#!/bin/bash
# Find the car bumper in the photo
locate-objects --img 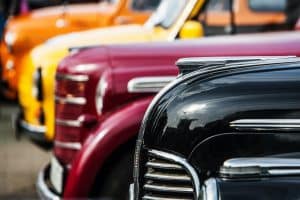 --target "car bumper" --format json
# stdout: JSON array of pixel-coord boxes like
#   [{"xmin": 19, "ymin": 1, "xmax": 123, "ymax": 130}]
[
  {"xmin": 13, "ymin": 112, "xmax": 52, "ymax": 149},
  {"xmin": 37, "ymin": 165, "xmax": 61, "ymax": 200}
]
